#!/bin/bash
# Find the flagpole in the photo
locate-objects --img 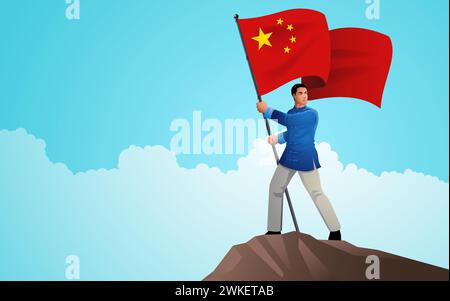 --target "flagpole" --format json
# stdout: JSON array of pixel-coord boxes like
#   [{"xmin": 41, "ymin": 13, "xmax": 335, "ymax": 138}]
[{"xmin": 234, "ymin": 14, "xmax": 300, "ymax": 233}]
